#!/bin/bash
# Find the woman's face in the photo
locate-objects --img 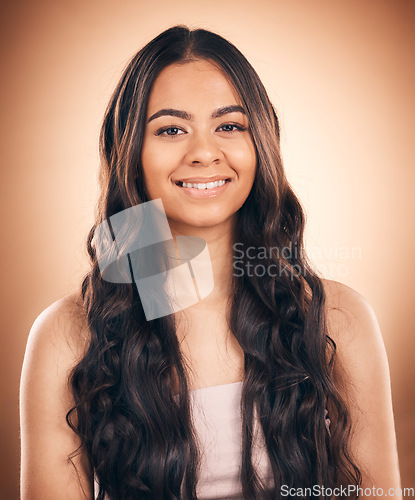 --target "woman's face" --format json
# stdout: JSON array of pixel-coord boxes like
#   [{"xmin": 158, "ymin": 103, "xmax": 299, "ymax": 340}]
[{"xmin": 141, "ymin": 59, "xmax": 257, "ymax": 231}]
